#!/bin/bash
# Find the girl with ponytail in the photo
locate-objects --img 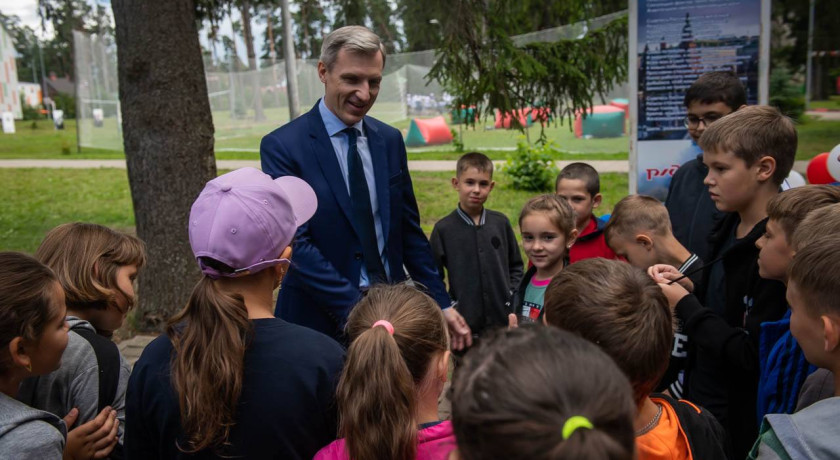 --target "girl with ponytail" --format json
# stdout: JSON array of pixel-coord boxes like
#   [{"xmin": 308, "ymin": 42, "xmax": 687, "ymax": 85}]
[
  {"xmin": 125, "ymin": 168, "xmax": 345, "ymax": 459},
  {"xmin": 450, "ymin": 326, "xmax": 637, "ymax": 460},
  {"xmin": 314, "ymin": 284, "xmax": 454, "ymax": 460}
]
